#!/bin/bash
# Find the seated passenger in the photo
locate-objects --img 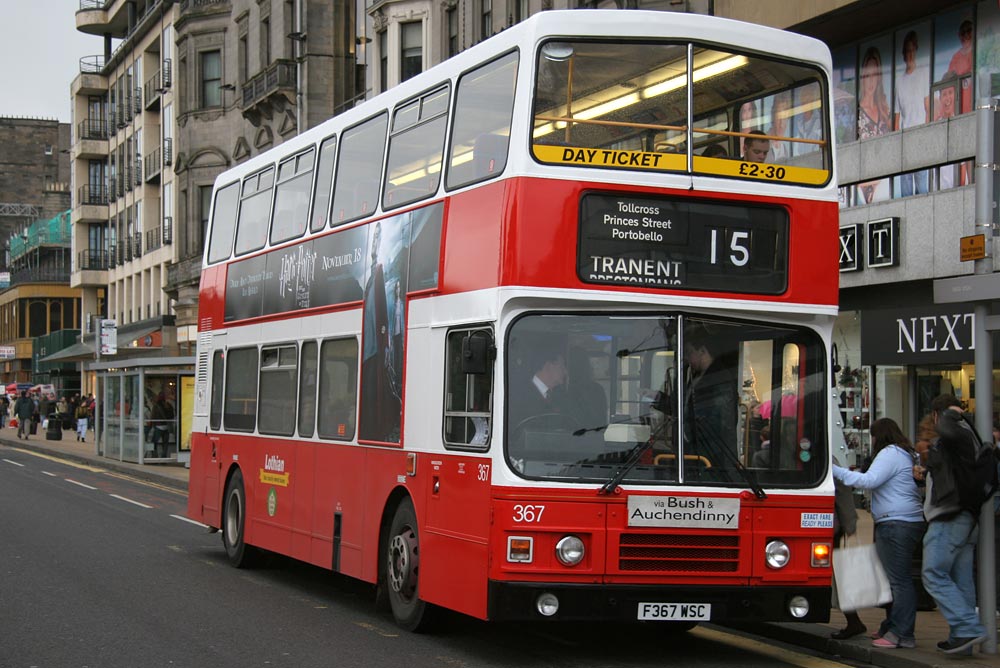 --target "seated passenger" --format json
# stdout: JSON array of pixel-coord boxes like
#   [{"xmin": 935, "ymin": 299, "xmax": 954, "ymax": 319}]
[
  {"xmin": 741, "ymin": 130, "xmax": 770, "ymax": 163},
  {"xmin": 701, "ymin": 143, "xmax": 729, "ymax": 158}
]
